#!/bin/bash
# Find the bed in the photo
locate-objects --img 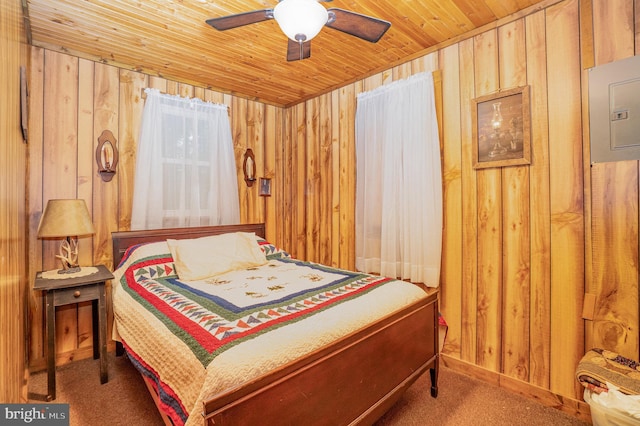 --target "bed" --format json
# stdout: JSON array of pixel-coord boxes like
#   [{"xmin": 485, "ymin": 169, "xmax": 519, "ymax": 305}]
[{"xmin": 111, "ymin": 223, "xmax": 439, "ymax": 426}]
